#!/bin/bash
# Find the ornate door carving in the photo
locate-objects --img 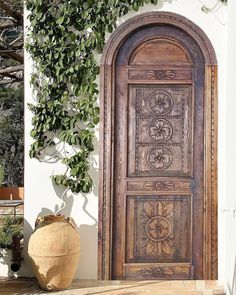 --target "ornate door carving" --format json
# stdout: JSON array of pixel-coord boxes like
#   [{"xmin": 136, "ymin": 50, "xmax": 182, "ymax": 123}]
[{"xmin": 99, "ymin": 12, "xmax": 217, "ymax": 281}]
